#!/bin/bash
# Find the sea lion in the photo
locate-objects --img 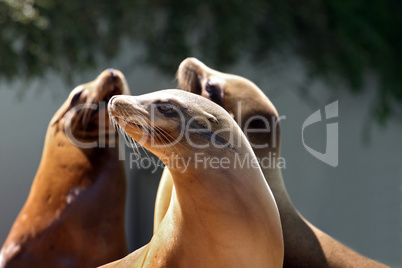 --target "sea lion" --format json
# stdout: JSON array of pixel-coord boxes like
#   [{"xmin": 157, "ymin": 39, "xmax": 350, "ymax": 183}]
[
  {"xmin": 102, "ymin": 89, "xmax": 284, "ymax": 267},
  {"xmin": 0, "ymin": 69, "xmax": 130, "ymax": 268},
  {"xmin": 154, "ymin": 58, "xmax": 388, "ymax": 267}
]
